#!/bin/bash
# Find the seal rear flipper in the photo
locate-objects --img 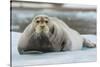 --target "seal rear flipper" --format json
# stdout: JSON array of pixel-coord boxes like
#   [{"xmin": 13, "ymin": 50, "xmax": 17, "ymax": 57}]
[{"xmin": 83, "ymin": 38, "xmax": 96, "ymax": 48}]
